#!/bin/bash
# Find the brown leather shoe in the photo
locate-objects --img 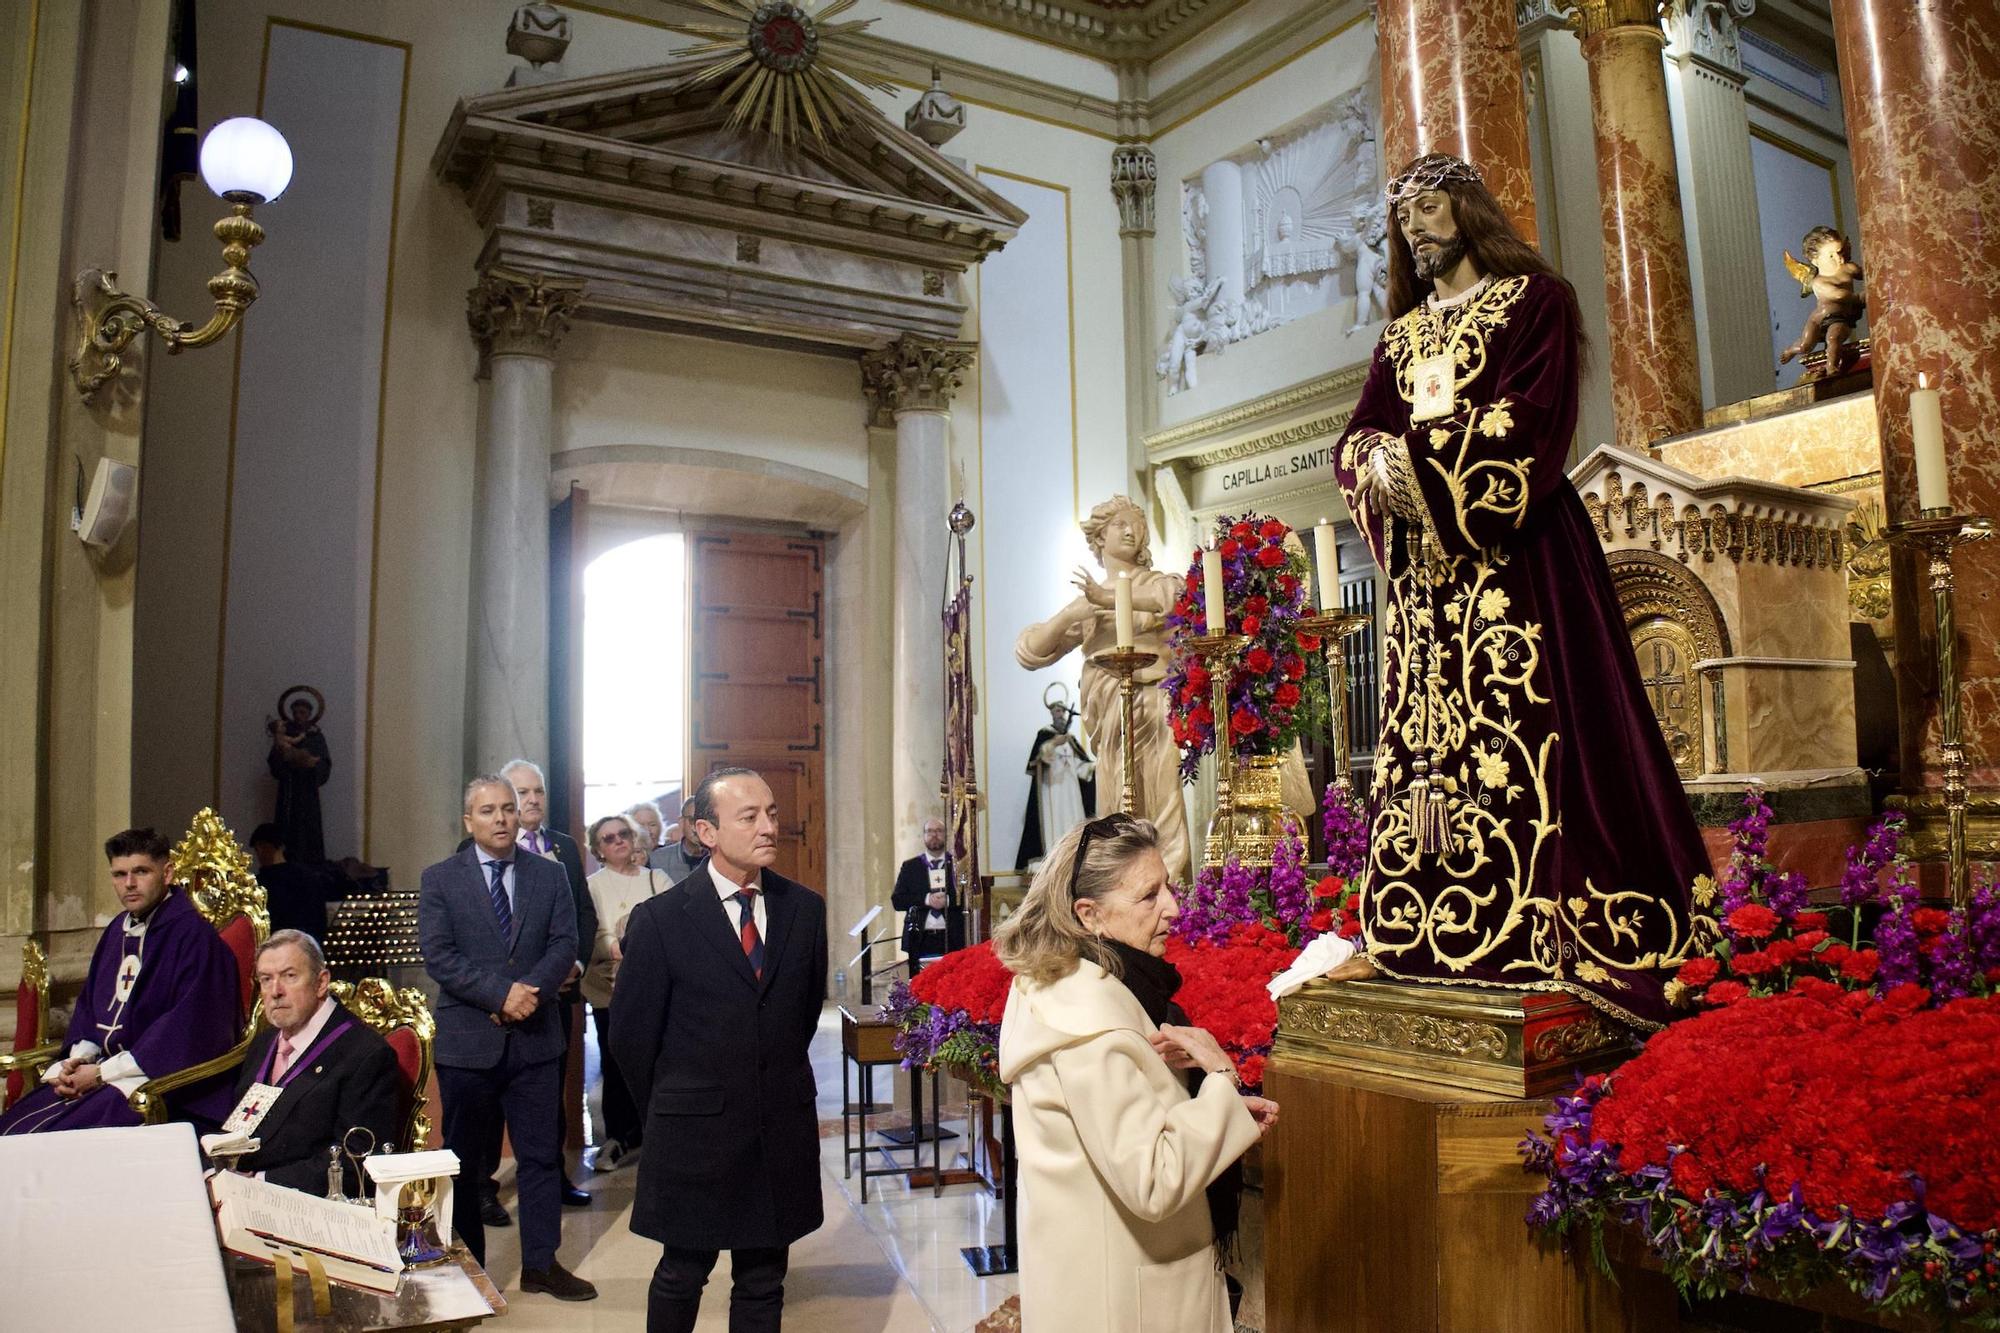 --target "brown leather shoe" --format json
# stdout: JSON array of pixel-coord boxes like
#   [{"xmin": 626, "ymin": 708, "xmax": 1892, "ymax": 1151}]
[{"xmin": 520, "ymin": 1260, "xmax": 598, "ymax": 1301}]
